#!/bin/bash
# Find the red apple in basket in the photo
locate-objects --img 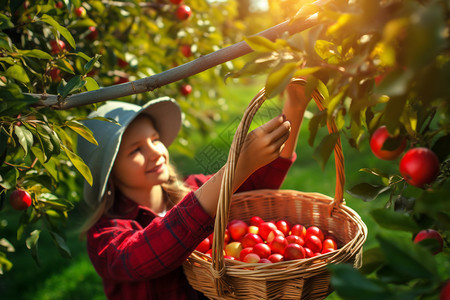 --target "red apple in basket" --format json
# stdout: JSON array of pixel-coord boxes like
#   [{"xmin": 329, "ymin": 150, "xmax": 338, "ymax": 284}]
[
  {"xmin": 253, "ymin": 243, "xmax": 271, "ymax": 259},
  {"xmin": 248, "ymin": 225, "xmax": 259, "ymax": 234},
  {"xmin": 266, "ymin": 229, "xmax": 285, "ymax": 243},
  {"xmin": 239, "ymin": 247, "xmax": 254, "ymax": 261},
  {"xmin": 304, "ymin": 247, "xmax": 315, "ymax": 258},
  {"xmin": 276, "ymin": 220, "xmax": 290, "ymax": 236},
  {"xmin": 290, "ymin": 224, "xmax": 307, "ymax": 239},
  {"xmin": 305, "ymin": 235, "xmax": 323, "ymax": 253},
  {"xmin": 243, "ymin": 253, "xmax": 261, "ymax": 263},
  {"xmin": 306, "ymin": 226, "xmax": 325, "ymax": 241},
  {"xmin": 268, "ymin": 253, "xmax": 284, "ymax": 263},
  {"xmin": 322, "ymin": 238, "xmax": 337, "ymax": 251},
  {"xmin": 269, "ymin": 235, "xmax": 288, "ymax": 255},
  {"xmin": 195, "ymin": 237, "xmax": 211, "ymax": 253},
  {"xmin": 228, "ymin": 219, "xmax": 248, "ymax": 241},
  {"xmin": 258, "ymin": 222, "xmax": 277, "ymax": 241},
  {"xmin": 250, "ymin": 216, "xmax": 264, "ymax": 226},
  {"xmin": 241, "ymin": 233, "xmax": 263, "ymax": 248},
  {"xmin": 286, "ymin": 235, "xmax": 305, "ymax": 246},
  {"xmin": 259, "ymin": 258, "xmax": 272, "ymax": 263},
  {"xmin": 284, "ymin": 243, "xmax": 306, "ymax": 261}
]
